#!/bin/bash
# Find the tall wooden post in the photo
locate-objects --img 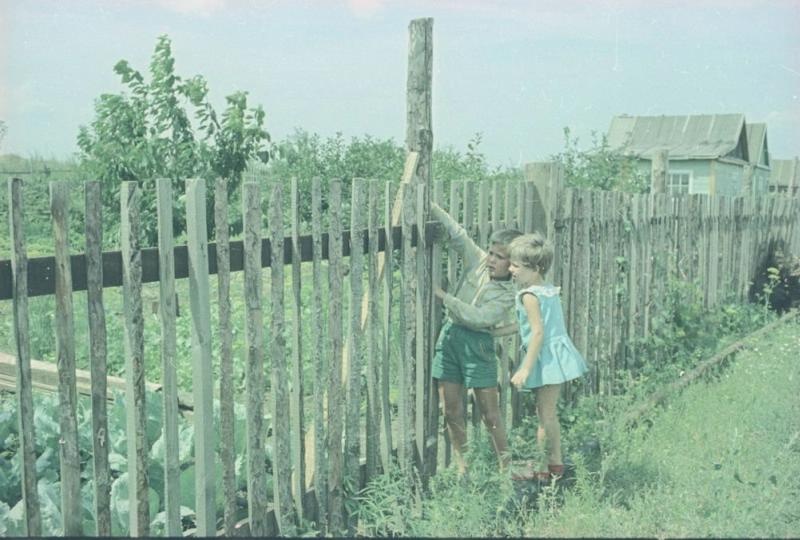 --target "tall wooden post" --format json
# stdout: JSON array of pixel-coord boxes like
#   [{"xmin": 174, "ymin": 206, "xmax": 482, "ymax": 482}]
[
  {"xmin": 650, "ymin": 149, "xmax": 669, "ymax": 194},
  {"xmin": 406, "ymin": 16, "xmax": 434, "ymax": 476}
]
